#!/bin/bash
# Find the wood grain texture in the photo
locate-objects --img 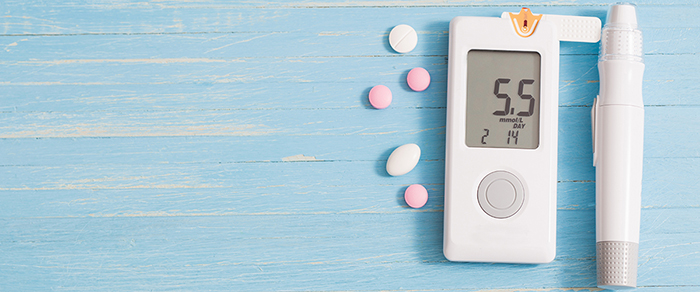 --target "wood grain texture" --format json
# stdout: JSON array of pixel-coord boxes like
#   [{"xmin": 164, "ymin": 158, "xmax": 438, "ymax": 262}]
[{"xmin": 1, "ymin": 1, "xmax": 698, "ymax": 291}]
